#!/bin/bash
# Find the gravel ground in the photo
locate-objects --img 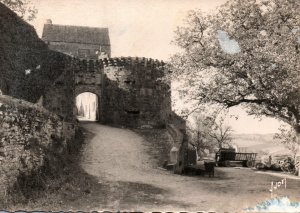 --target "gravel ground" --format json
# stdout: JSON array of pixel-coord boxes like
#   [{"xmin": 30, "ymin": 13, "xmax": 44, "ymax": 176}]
[{"xmin": 80, "ymin": 122, "xmax": 300, "ymax": 212}]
